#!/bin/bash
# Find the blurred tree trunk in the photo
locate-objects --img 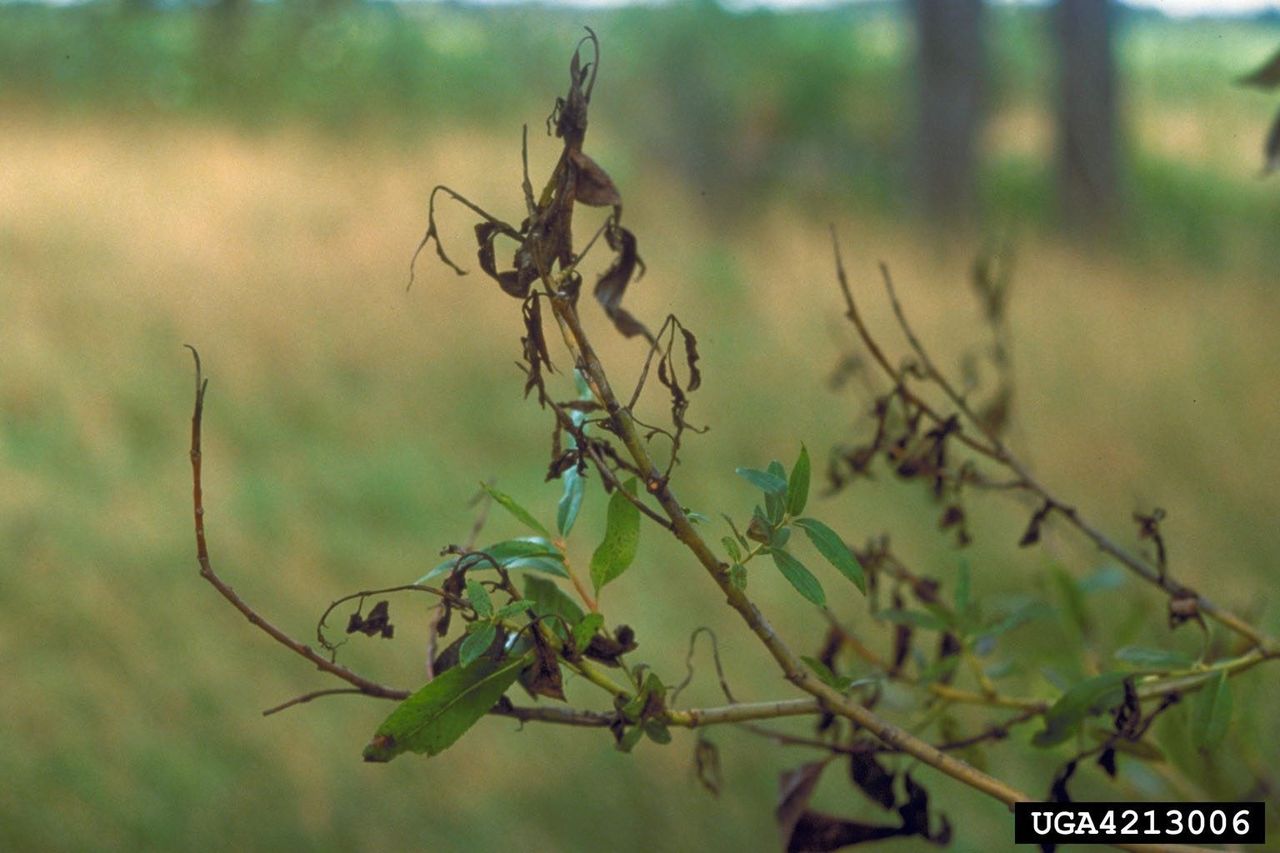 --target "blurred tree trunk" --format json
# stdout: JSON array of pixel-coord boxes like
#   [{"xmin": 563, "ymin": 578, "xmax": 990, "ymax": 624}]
[
  {"xmin": 913, "ymin": 0, "xmax": 986, "ymax": 227},
  {"xmin": 1053, "ymin": 0, "xmax": 1121, "ymax": 233}
]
